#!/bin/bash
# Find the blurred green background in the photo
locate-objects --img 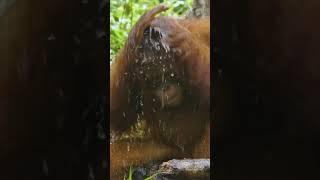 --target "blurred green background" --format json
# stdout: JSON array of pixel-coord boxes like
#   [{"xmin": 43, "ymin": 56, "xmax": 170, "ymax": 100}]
[{"xmin": 110, "ymin": 0, "xmax": 192, "ymax": 61}]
